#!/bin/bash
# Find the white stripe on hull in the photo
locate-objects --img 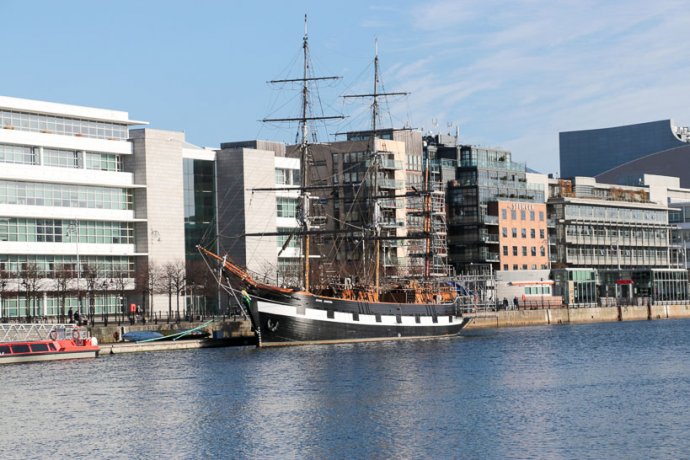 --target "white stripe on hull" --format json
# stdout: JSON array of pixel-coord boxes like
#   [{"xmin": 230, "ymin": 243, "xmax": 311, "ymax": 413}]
[{"xmin": 257, "ymin": 300, "xmax": 466, "ymax": 327}]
